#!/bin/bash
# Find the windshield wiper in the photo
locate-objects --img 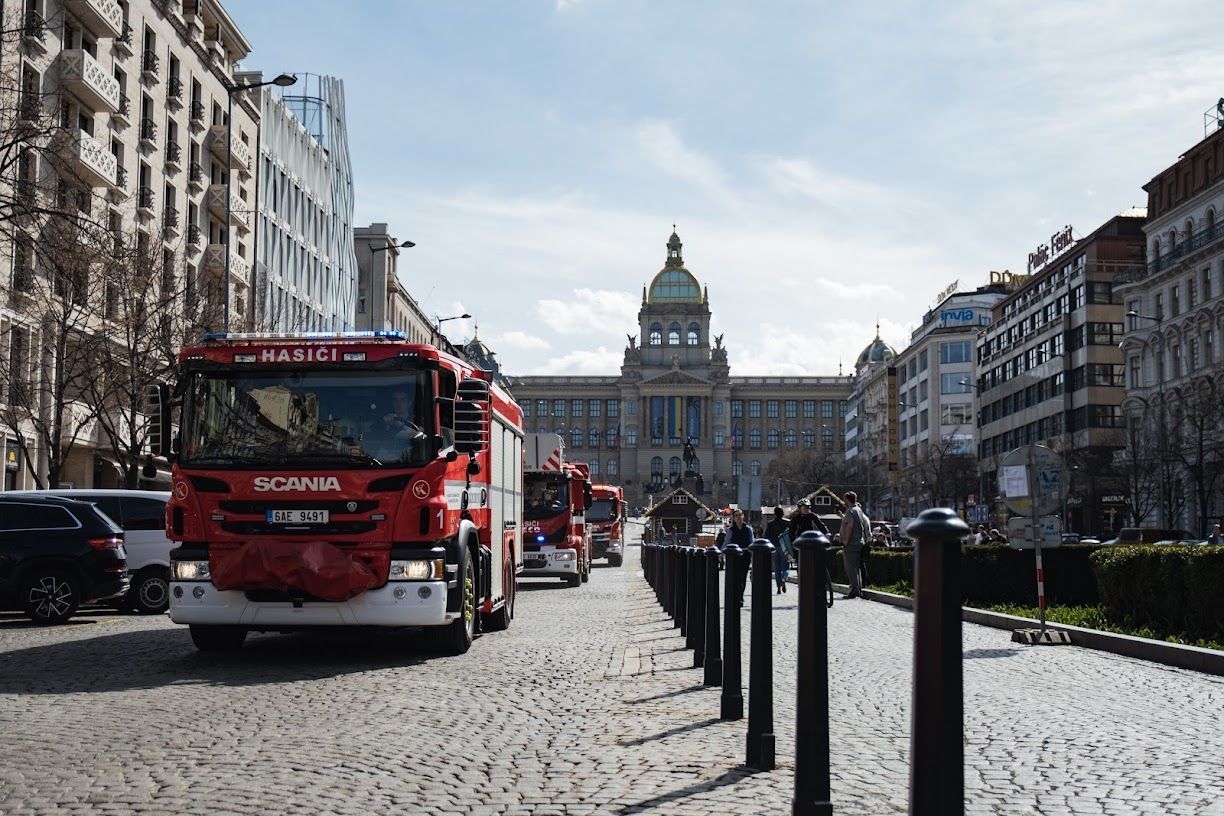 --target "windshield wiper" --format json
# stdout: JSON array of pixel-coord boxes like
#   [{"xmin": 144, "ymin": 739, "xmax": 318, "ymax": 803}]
[{"xmin": 295, "ymin": 451, "xmax": 385, "ymax": 467}]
